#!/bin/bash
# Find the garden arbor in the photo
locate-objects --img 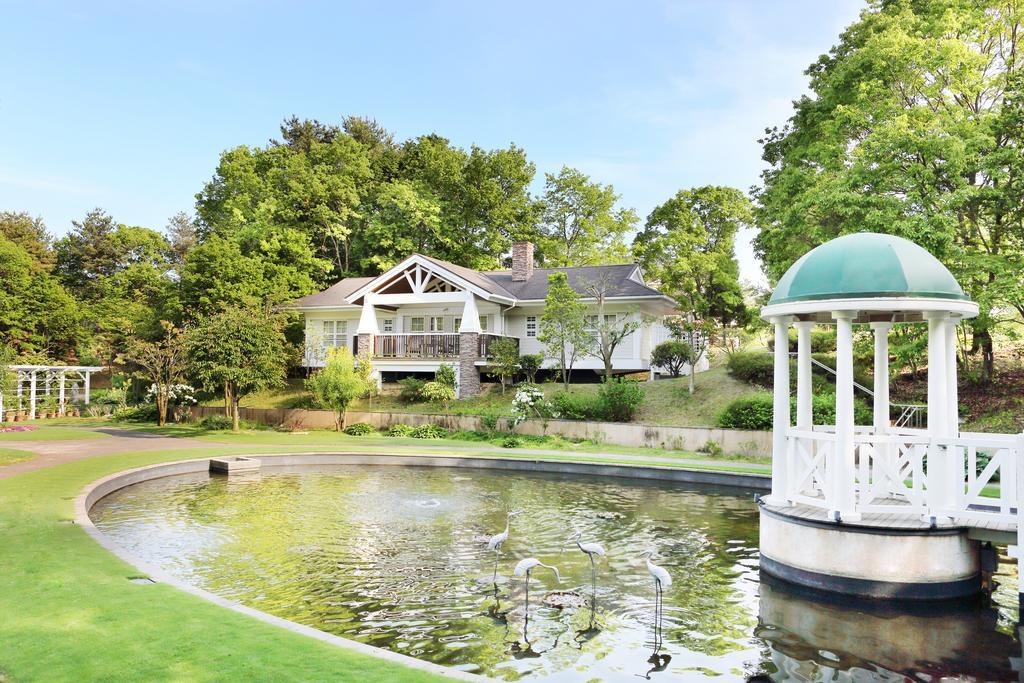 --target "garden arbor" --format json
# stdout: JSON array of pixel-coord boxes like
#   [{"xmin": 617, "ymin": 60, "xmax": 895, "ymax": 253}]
[{"xmin": 2, "ymin": 365, "xmax": 103, "ymax": 421}]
